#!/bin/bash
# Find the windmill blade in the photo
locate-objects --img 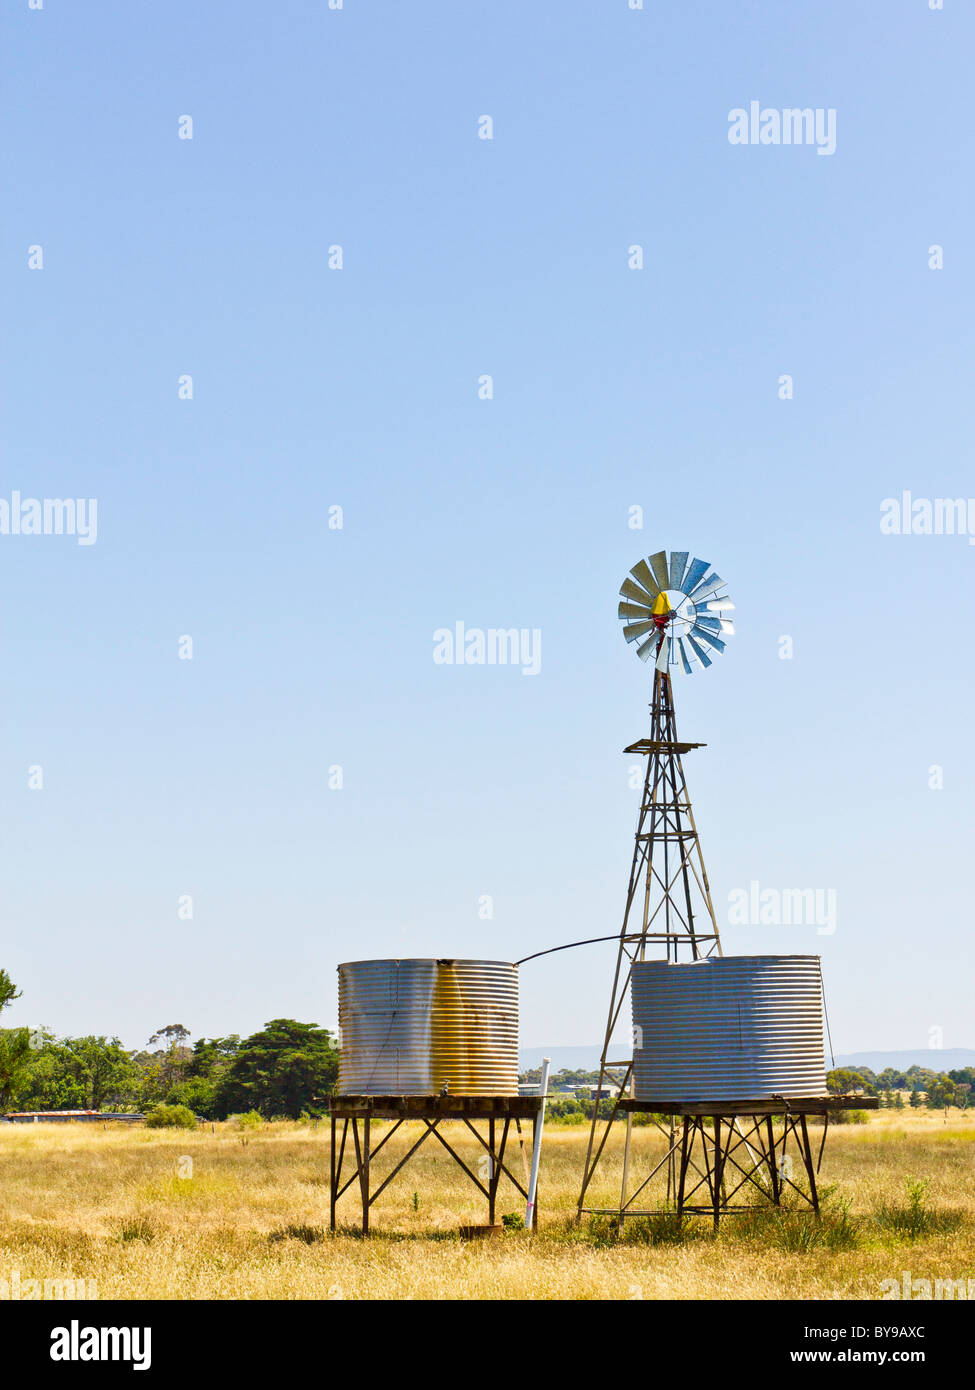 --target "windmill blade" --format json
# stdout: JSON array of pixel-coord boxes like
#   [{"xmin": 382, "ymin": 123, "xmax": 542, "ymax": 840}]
[
  {"xmin": 629, "ymin": 560, "xmax": 659, "ymax": 600},
  {"xmin": 619, "ymin": 601, "xmax": 654, "ymax": 620},
  {"xmin": 623, "ymin": 619, "xmax": 656, "ymax": 643},
  {"xmin": 648, "ymin": 550, "xmax": 670, "ymax": 592},
  {"xmin": 635, "ymin": 633, "xmax": 660, "ymax": 663},
  {"xmin": 692, "ymin": 615, "xmax": 721, "ymax": 633},
  {"xmin": 699, "ymin": 598, "xmax": 735, "ymax": 612},
  {"xmin": 681, "ymin": 556, "xmax": 710, "ymax": 594},
  {"xmin": 688, "ymin": 570, "xmax": 722, "ymax": 596},
  {"xmin": 678, "ymin": 637, "xmax": 693, "ymax": 675},
  {"xmin": 654, "ymin": 633, "xmax": 671, "ymax": 672},
  {"xmin": 718, "ymin": 619, "xmax": 735, "ymax": 635},
  {"xmin": 691, "ymin": 626, "xmax": 726, "ymax": 653},
  {"xmin": 668, "ymin": 550, "xmax": 689, "ymax": 590},
  {"xmin": 686, "ymin": 634, "xmax": 713, "ymax": 668},
  {"xmin": 689, "ymin": 585, "xmax": 728, "ymax": 608},
  {"xmin": 688, "ymin": 575, "xmax": 726, "ymax": 604},
  {"xmin": 620, "ymin": 577, "xmax": 657, "ymax": 606}
]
